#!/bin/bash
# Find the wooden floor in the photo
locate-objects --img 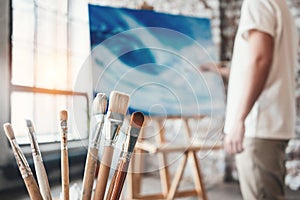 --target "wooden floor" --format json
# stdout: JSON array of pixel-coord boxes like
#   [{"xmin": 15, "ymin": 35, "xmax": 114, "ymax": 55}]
[{"xmin": 1, "ymin": 175, "xmax": 300, "ymax": 200}]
